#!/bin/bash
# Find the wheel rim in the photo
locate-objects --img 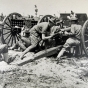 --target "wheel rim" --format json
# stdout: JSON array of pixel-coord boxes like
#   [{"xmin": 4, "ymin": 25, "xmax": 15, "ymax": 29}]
[
  {"xmin": 81, "ymin": 20, "xmax": 88, "ymax": 56},
  {"xmin": 38, "ymin": 15, "xmax": 54, "ymax": 23},
  {"xmin": 2, "ymin": 12, "xmax": 22, "ymax": 47}
]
